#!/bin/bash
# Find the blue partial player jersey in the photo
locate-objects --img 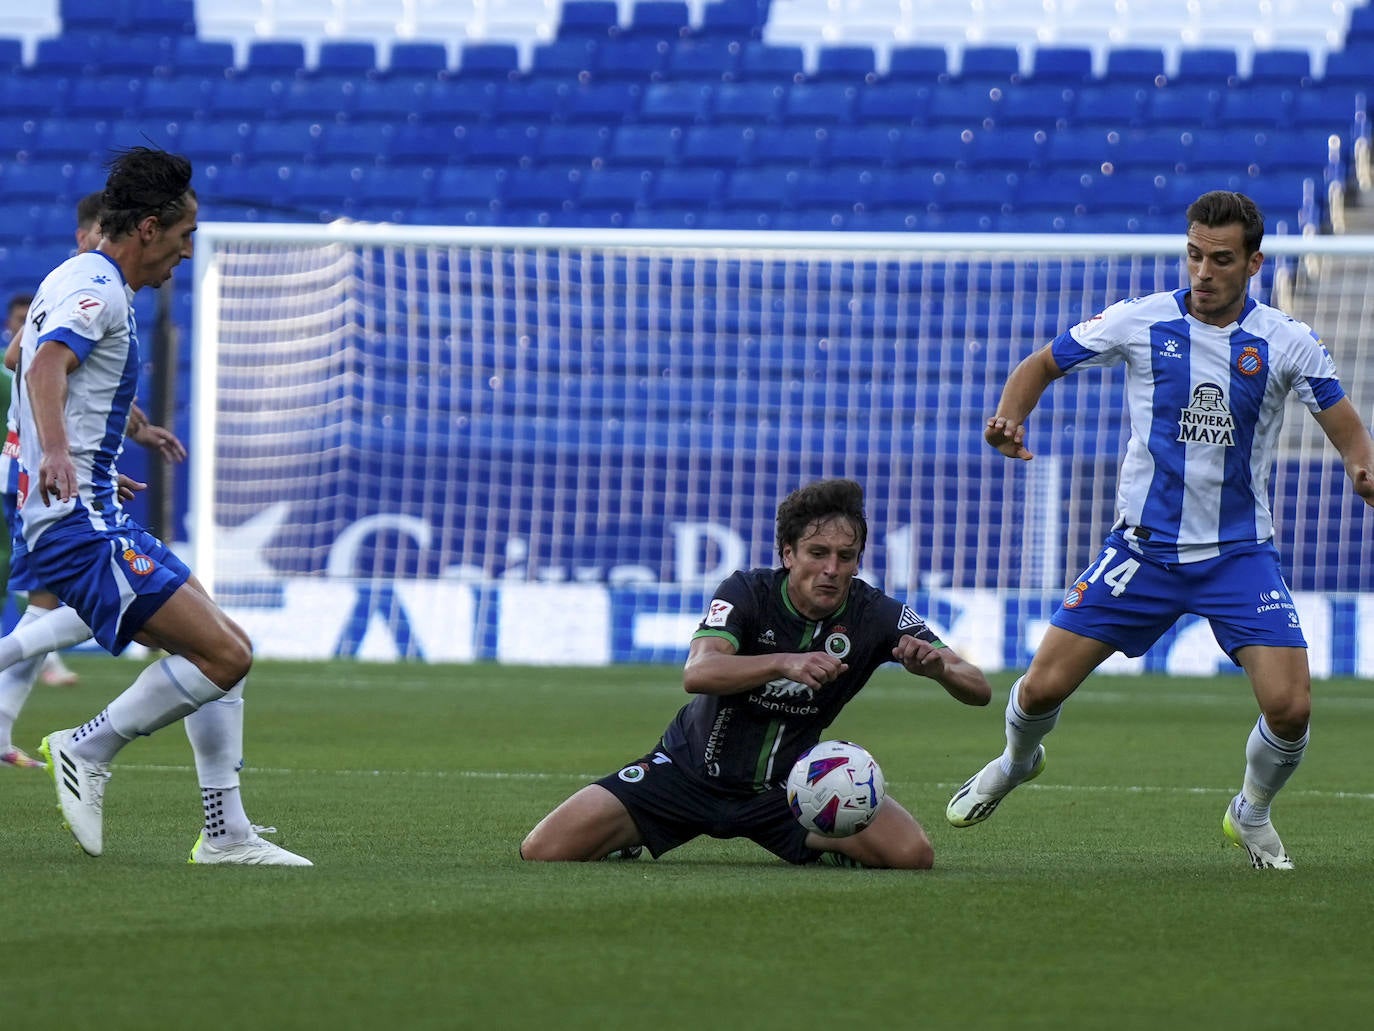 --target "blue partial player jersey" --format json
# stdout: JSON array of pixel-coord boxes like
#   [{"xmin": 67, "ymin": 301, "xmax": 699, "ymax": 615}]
[
  {"xmin": 13, "ymin": 250, "xmax": 138, "ymax": 549},
  {"xmin": 1052, "ymin": 289, "xmax": 1346, "ymax": 563},
  {"xmin": 661, "ymin": 567, "xmax": 943, "ymax": 794}
]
